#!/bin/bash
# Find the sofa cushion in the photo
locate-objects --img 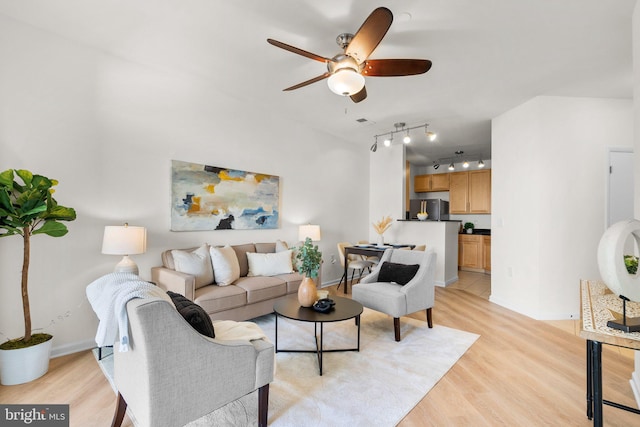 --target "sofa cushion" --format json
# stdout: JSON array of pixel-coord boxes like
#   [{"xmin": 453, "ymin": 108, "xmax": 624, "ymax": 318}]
[
  {"xmin": 255, "ymin": 242, "xmax": 276, "ymax": 253},
  {"xmin": 167, "ymin": 291, "xmax": 215, "ymax": 338},
  {"xmin": 210, "ymin": 245, "xmax": 241, "ymax": 286},
  {"xmin": 377, "ymin": 261, "xmax": 420, "ymax": 286},
  {"xmin": 247, "ymin": 250, "xmax": 294, "ymax": 277},
  {"xmin": 234, "ymin": 276, "xmax": 287, "ymax": 304},
  {"xmin": 171, "ymin": 244, "xmax": 214, "ymax": 289},
  {"xmin": 273, "ymin": 272, "xmax": 304, "ymax": 294},
  {"xmin": 194, "ymin": 284, "xmax": 247, "ymax": 314},
  {"xmin": 231, "ymin": 244, "xmax": 256, "ymax": 277}
]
